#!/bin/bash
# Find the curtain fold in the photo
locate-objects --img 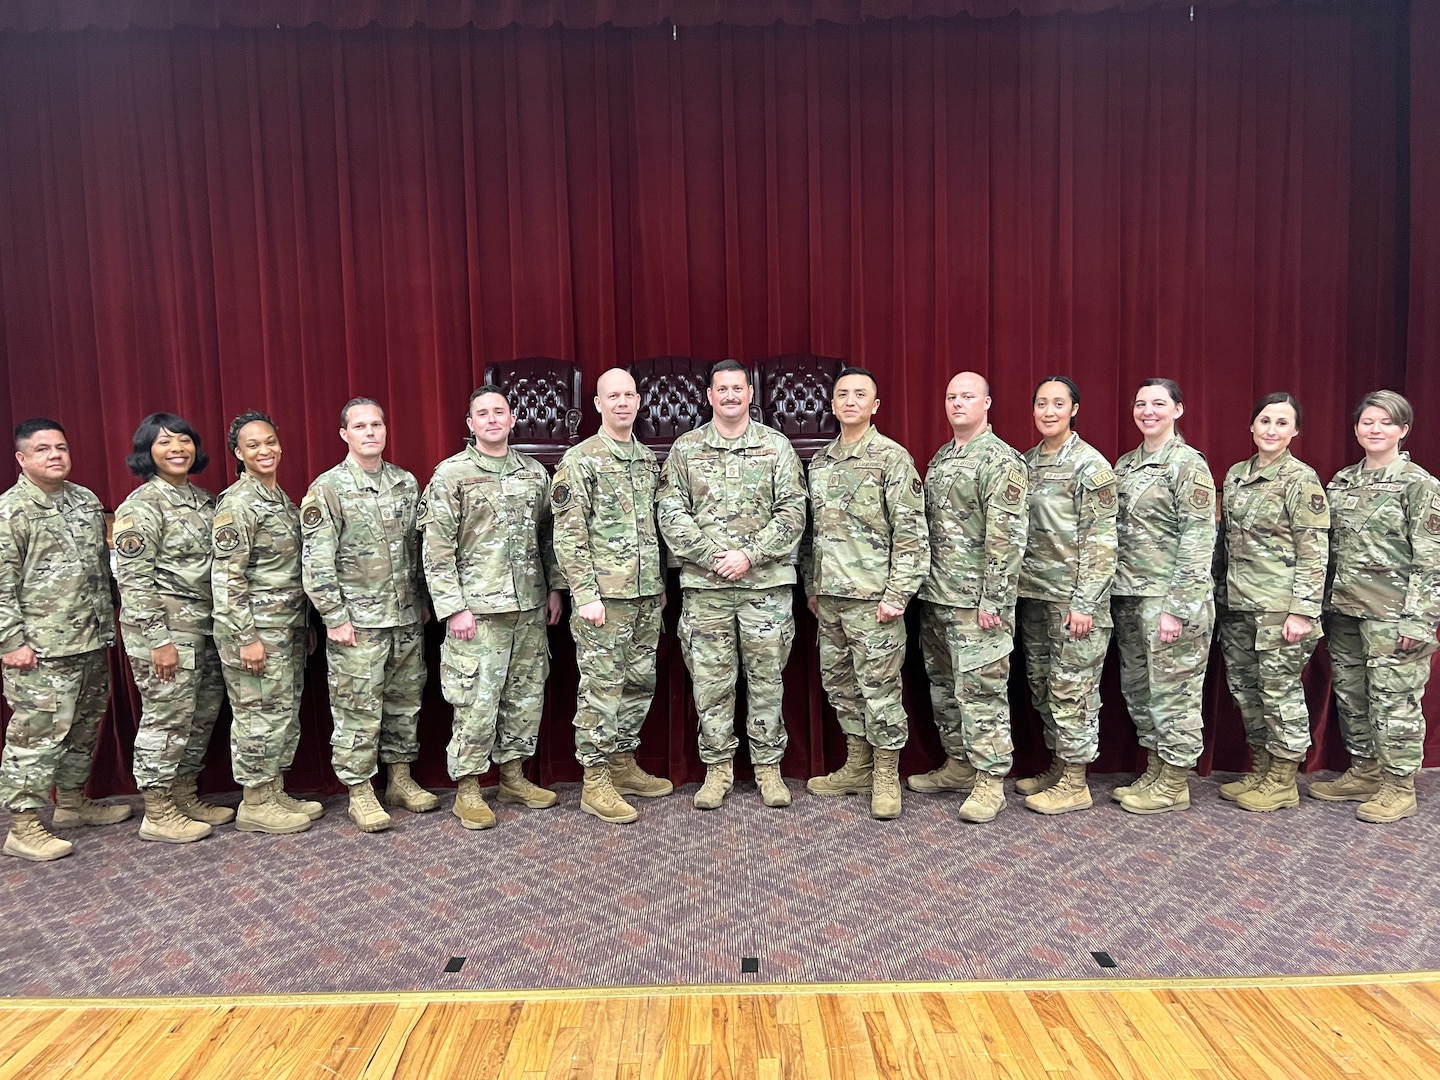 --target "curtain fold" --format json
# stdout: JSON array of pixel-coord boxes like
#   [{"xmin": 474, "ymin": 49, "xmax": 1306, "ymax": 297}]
[{"xmin": 0, "ymin": 2, "xmax": 1427, "ymax": 796}]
